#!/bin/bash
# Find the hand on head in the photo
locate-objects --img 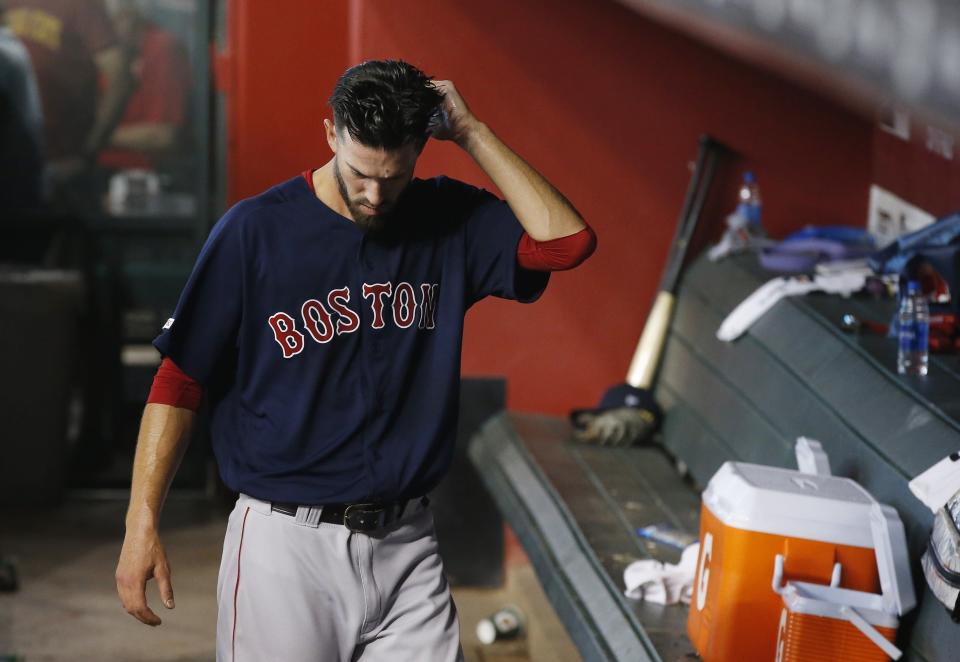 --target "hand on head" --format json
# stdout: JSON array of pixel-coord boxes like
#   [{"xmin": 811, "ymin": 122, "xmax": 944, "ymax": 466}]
[{"xmin": 428, "ymin": 80, "xmax": 479, "ymax": 146}]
